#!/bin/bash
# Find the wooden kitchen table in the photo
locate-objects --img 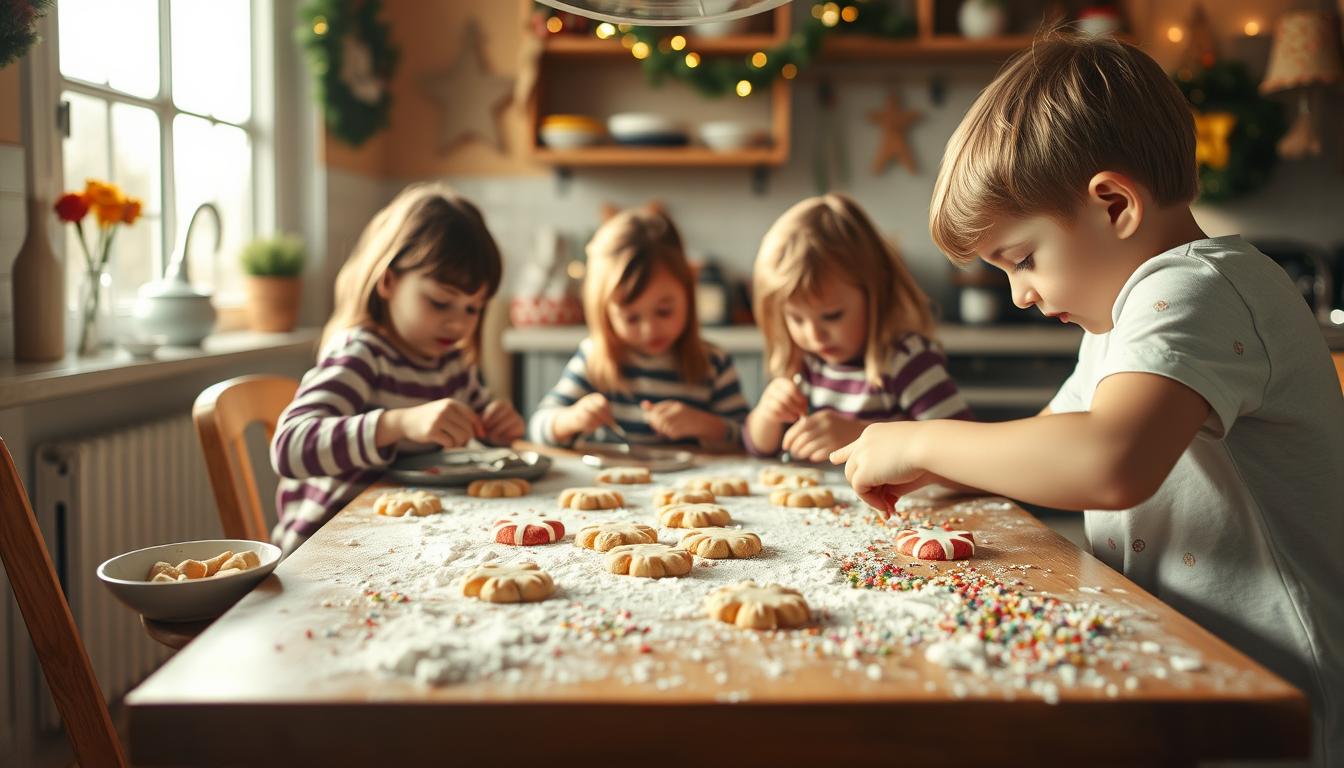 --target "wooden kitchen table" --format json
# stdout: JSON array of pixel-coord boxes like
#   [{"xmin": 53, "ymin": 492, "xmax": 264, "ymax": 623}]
[{"xmin": 126, "ymin": 449, "xmax": 1308, "ymax": 766}]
